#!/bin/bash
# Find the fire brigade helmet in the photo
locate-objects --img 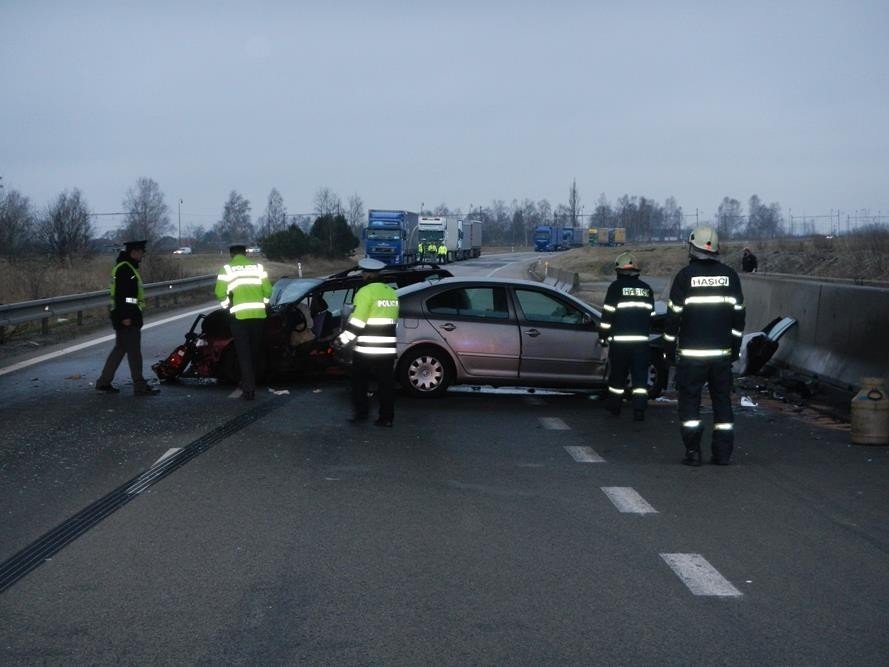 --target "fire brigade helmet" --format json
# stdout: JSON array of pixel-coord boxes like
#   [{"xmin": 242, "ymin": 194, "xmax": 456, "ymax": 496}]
[
  {"xmin": 688, "ymin": 226, "xmax": 719, "ymax": 255},
  {"xmin": 614, "ymin": 251, "xmax": 639, "ymax": 273}
]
